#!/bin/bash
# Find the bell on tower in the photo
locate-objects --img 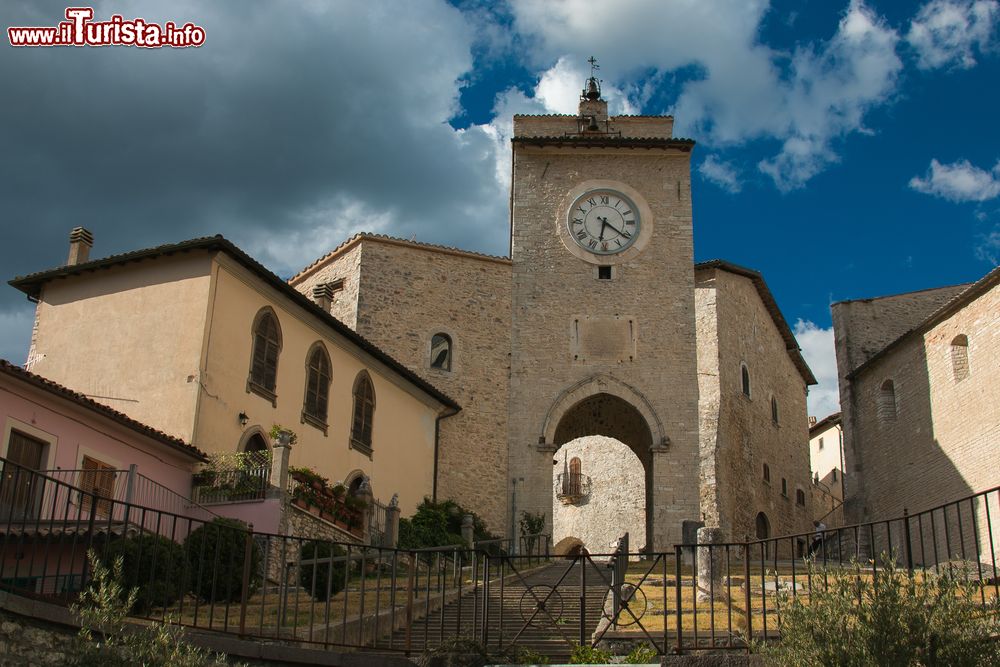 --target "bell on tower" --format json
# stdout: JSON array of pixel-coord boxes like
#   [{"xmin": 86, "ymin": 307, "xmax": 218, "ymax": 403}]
[
  {"xmin": 579, "ymin": 56, "xmax": 608, "ymax": 132},
  {"xmin": 581, "ymin": 56, "xmax": 602, "ymax": 101}
]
